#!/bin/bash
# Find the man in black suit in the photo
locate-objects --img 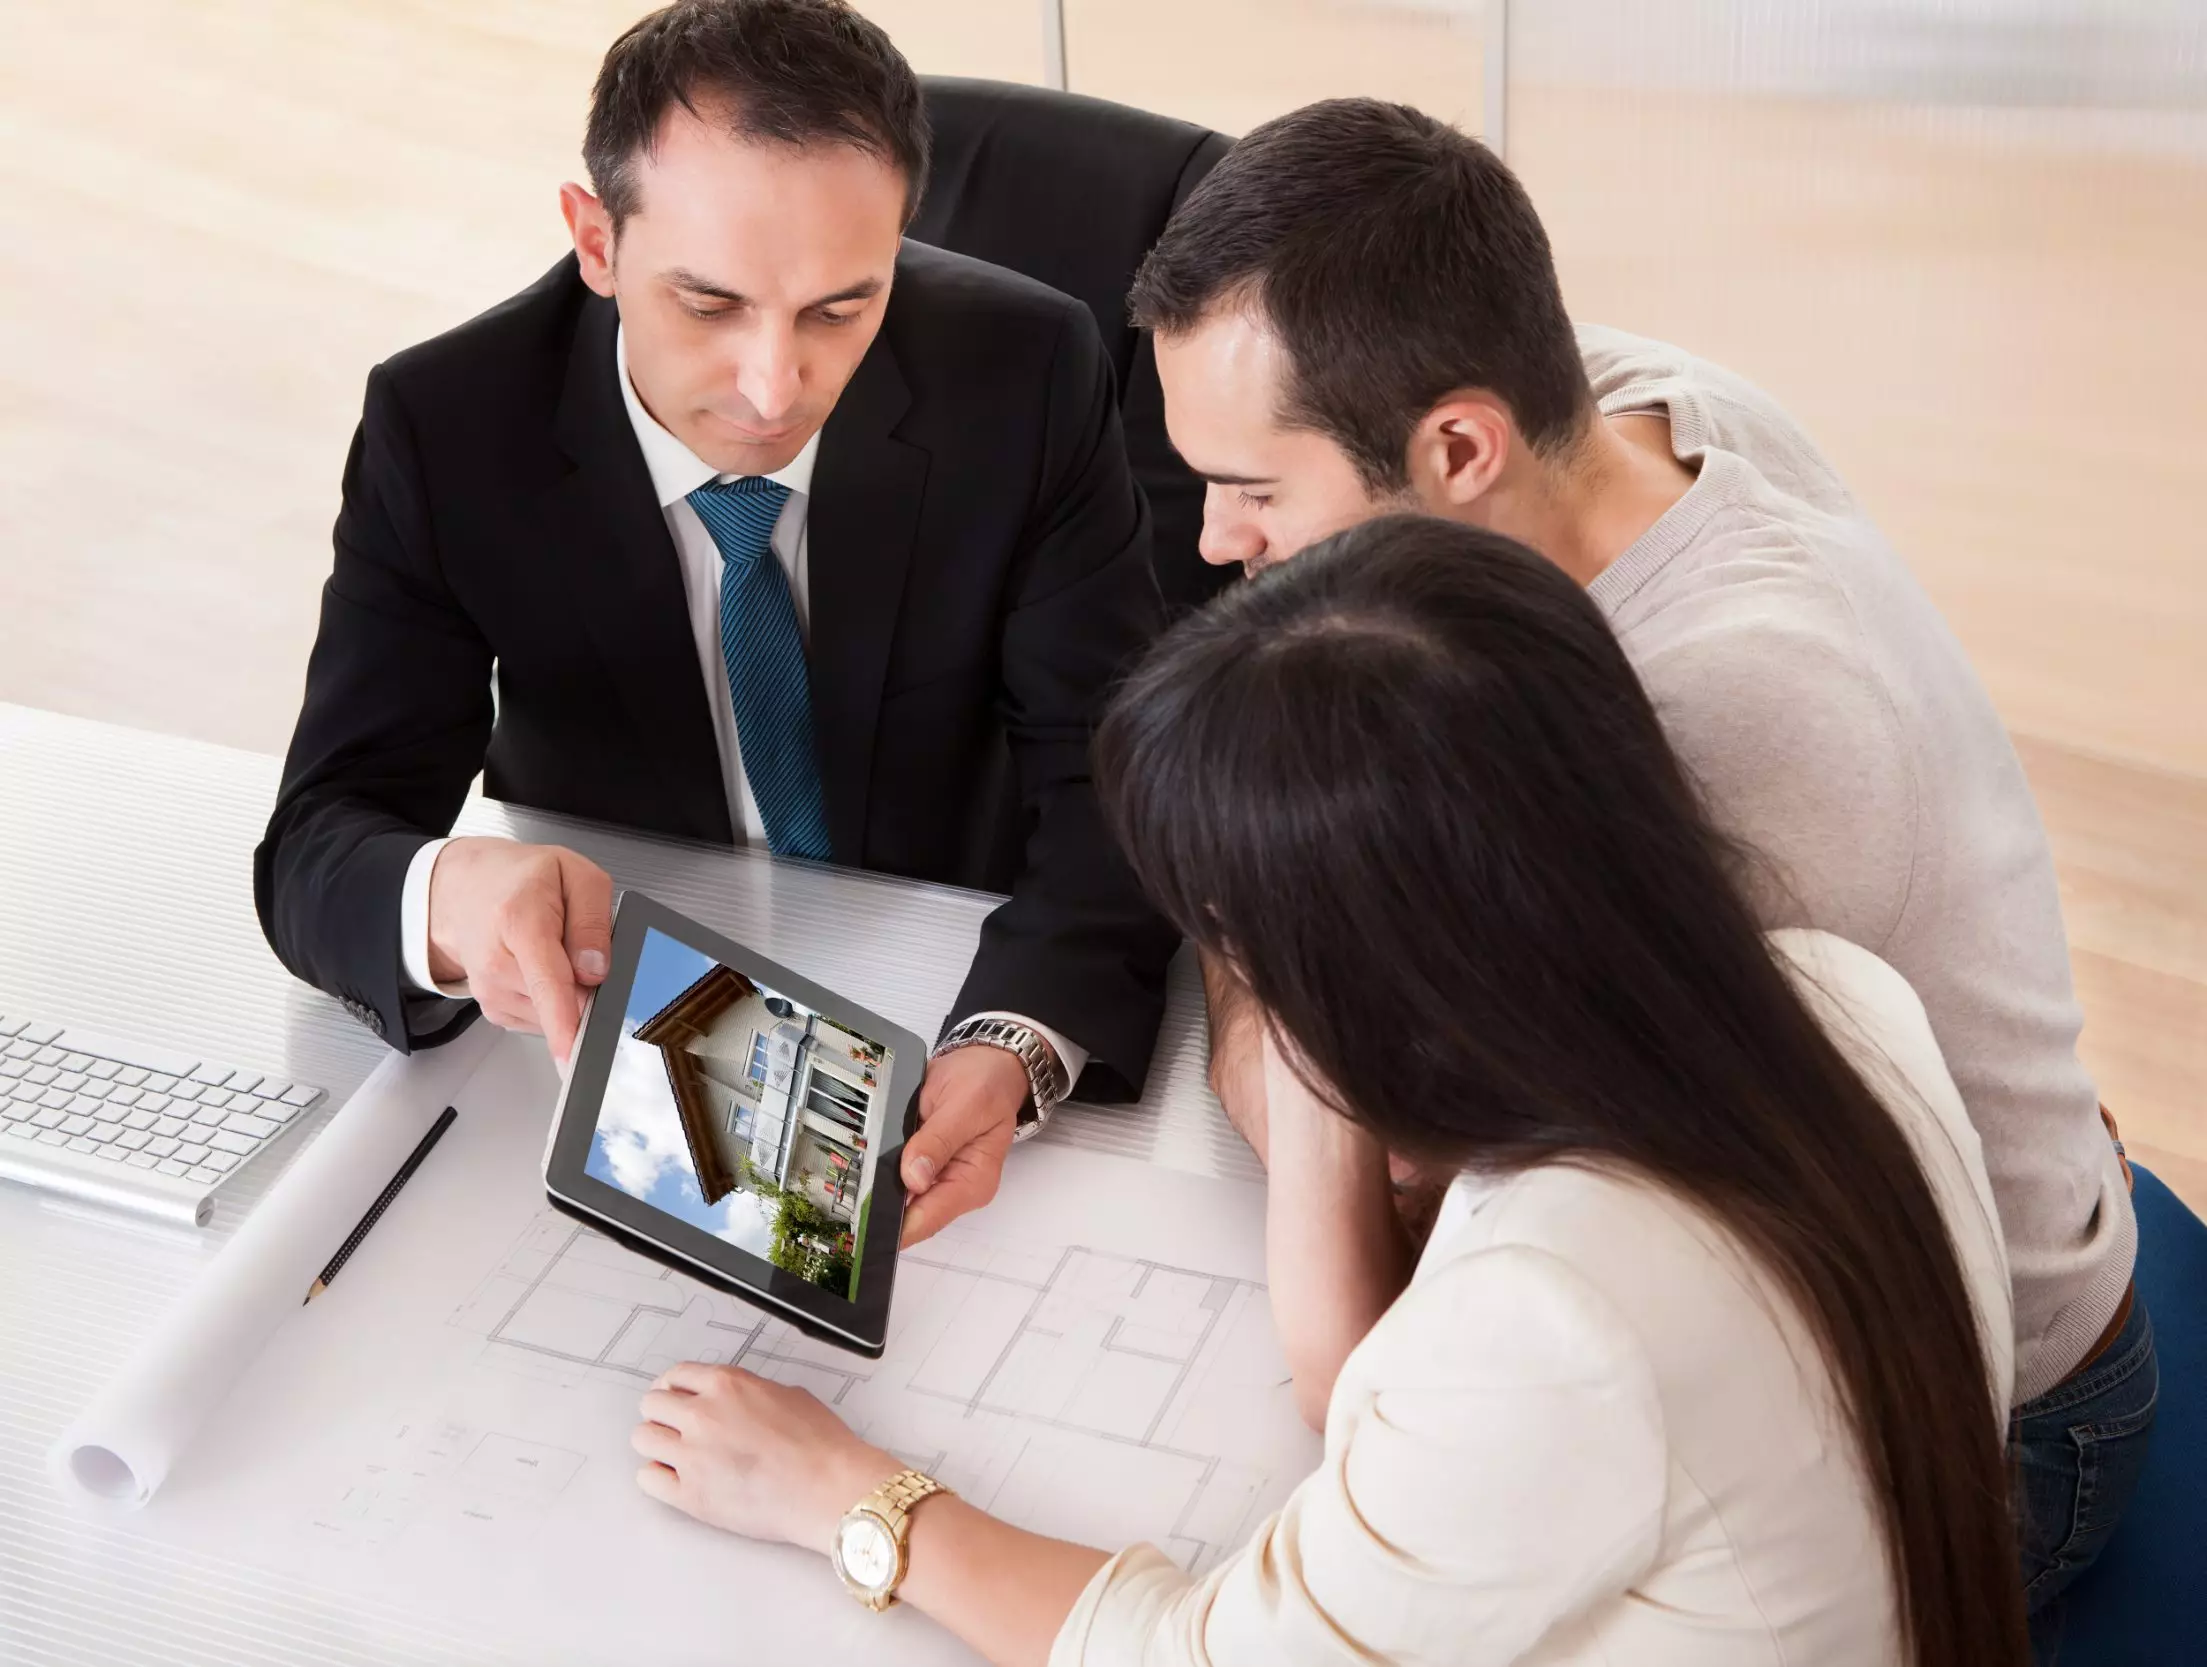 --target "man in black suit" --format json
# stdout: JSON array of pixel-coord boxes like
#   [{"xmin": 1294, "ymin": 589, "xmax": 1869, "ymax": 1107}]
[{"xmin": 255, "ymin": 0, "xmax": 1176, "ymax": 1242}]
